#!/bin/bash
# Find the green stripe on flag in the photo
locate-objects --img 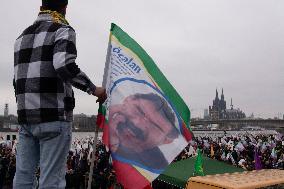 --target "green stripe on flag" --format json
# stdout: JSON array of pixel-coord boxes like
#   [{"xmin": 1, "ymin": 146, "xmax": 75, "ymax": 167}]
[{"xmin": 110, "ymin": 23, "xmax": 191, "ymax": 128}]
